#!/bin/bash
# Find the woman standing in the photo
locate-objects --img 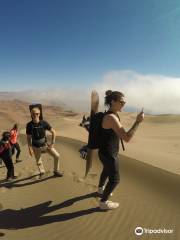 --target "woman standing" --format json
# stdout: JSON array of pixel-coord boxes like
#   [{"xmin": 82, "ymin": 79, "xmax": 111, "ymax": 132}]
[
  {"xmin": 0, "ymin": 132, "xmax": 17, "ymax": 180},
  {"xmin": 10, "ymin": 123, "xmax": 21, "ymax": 163},
  {"xmin": 98, "ymin": 90, "xmax": 144, "ymax": 210}
]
